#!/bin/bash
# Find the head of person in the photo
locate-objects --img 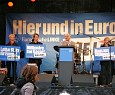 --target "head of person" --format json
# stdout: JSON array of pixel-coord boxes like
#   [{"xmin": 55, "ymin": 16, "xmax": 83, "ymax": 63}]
[
  {"xmin": 33, "ymin": 33, "xmax": 39, "ymax": 42},
  {"xmin": 64, "ymin": 33, "xmax": 71, "ymax": 41},
  {"xmin": 9, "ymin": 34, "xmax": 15, "ymax": 42},
  {"xmin": 21, "ymin": 64, "xmax": 38, "ymax": 82},
  {"xmin": 104, "ymin": 37, "xmax": 110, "ymax": 46}
]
